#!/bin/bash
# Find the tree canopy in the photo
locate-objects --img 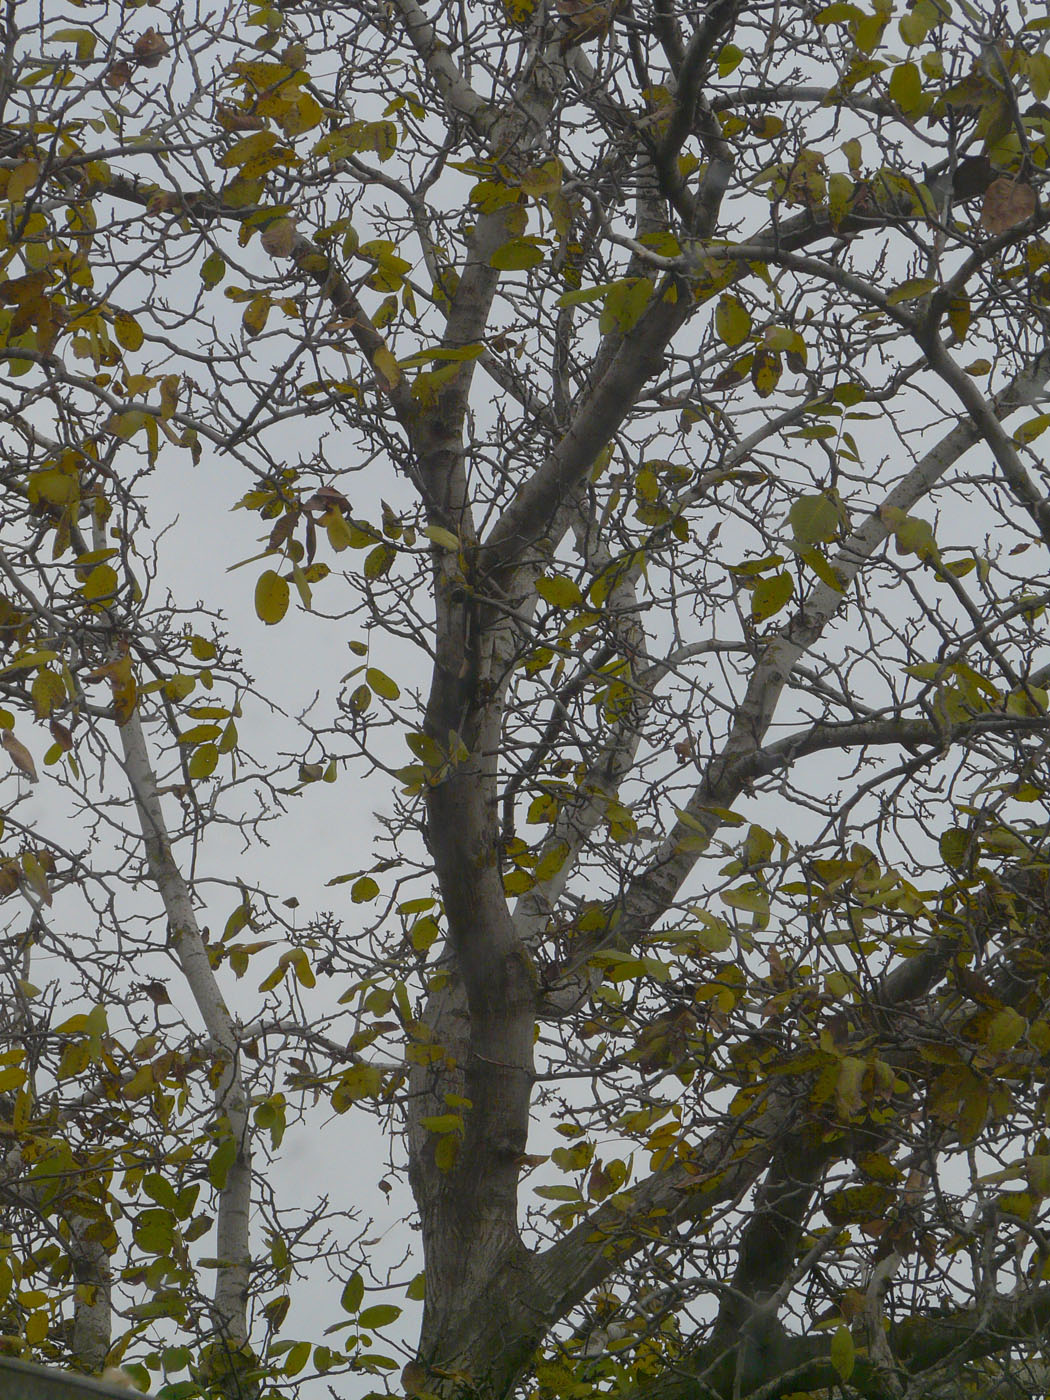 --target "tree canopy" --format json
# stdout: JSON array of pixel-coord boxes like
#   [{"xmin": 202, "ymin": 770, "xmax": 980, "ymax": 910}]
[{"xmin": 3, "ymin": 0, "xmax": 1050, "ymax": 1397}]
